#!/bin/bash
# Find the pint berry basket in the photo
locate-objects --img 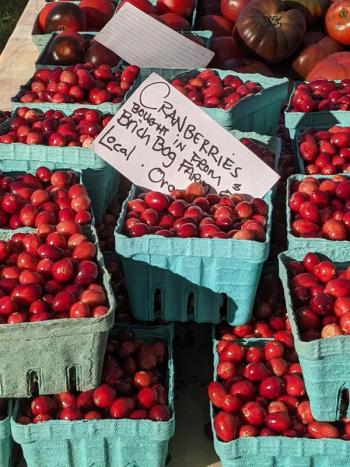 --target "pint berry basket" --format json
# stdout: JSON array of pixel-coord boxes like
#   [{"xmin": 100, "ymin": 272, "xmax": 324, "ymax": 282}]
[
  {"xmin": 0, "ymin": 117, "xmax": 119, "ymax": 223},
  {"xmin": 116, "ymin": 205, "xmax": 273, "ymax": 324},
  {"xmin": 169, "ymin": 69, "xmax": 288, "ymax": 135},
  {"xmin": 0, "ymin": 225, "xmax": 115, "ymax": 398},
  {"xmin": 211, "ymin": 338, "xmax": 350, "ymax": 466},
  {"xmin": 11, "ymin": 73, "xmax": 140, "ymax": 115},
  {"xmin": 286, "ymin": 174, "xmax": 350, "ymax": 252},
  {"xmin": 279, "ymin": 248, "xmax": 350, "ymax": 421},
  {"xmin": 114, "ymin": 130, "xmax": 279, "ymax": 324},
  {"xmin": 11, "ymin": 323, "xmax": 175, "ymax": 467},
  {"xmin": 116, "ymin": 191, "xmax": 272, "ymax": 324}
]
